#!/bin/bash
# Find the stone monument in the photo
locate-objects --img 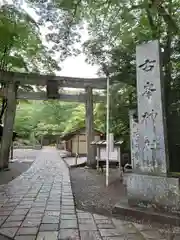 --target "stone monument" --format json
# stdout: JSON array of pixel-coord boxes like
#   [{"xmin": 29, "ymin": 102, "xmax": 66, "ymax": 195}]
[{"xmin": 127, "ymin": 40, "xmax": 180, "ymax": 211}]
